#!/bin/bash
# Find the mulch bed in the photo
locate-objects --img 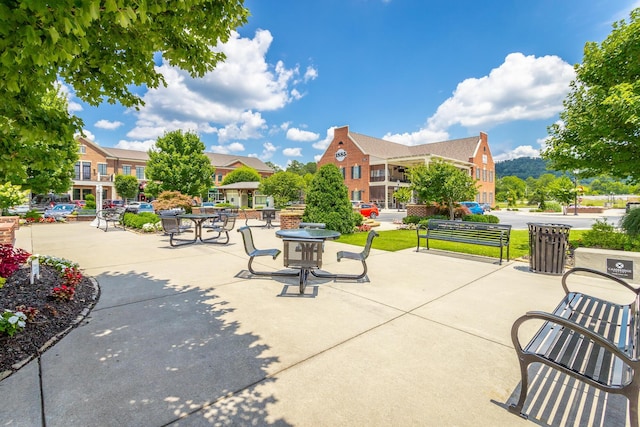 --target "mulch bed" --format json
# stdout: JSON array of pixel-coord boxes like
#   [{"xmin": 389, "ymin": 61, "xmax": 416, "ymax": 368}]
[{"xmin": 0, "ymin": 266, "xmax": 99, "ymax": 379}]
